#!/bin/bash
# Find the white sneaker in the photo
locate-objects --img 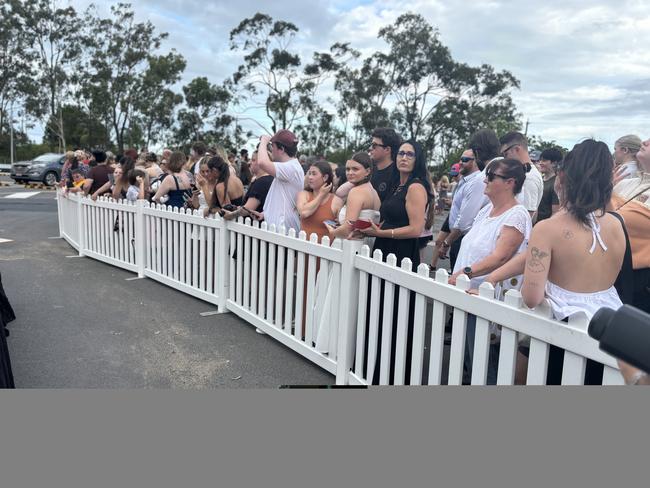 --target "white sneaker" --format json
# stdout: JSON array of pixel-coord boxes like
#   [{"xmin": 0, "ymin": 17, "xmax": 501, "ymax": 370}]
[{"xmin": 255, "ymin": 328, "xmax": 266, "ymax": 335}]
